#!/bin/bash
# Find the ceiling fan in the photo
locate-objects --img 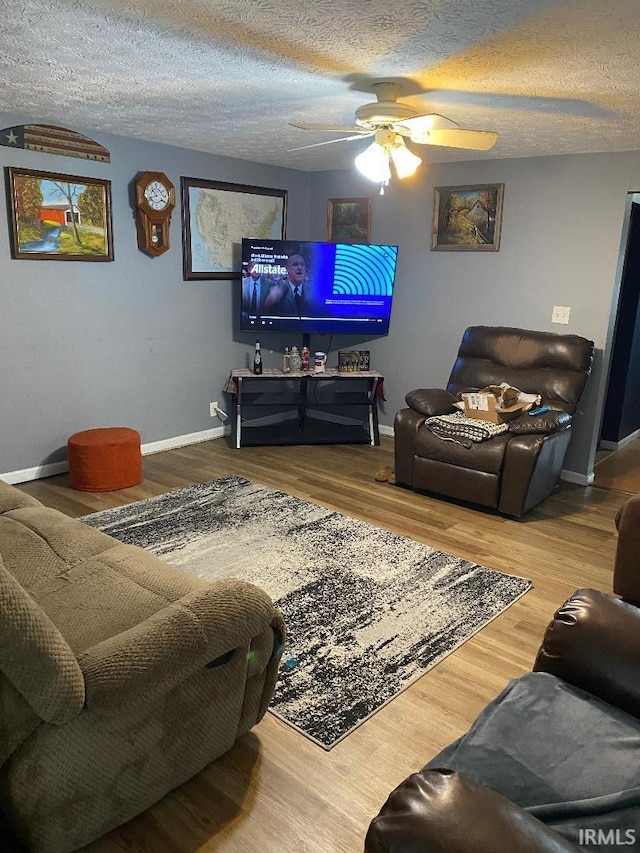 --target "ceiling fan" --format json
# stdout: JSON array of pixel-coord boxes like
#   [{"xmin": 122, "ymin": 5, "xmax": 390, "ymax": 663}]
[{"xmin": 289, "ymin": 81, "xmax": 498, "ymax": 187}]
